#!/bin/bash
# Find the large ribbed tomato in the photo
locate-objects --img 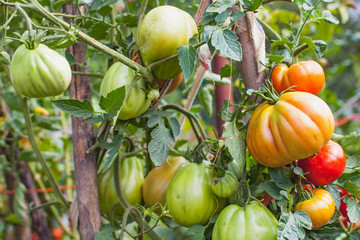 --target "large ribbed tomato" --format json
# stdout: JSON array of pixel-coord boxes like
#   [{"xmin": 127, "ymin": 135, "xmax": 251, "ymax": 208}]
[
  {"xmin": 294, "ymin": 188, "xmax": 335, "ymax": 230},
  {"xmin": 142, "ymin": 156, "xmax": 189, "ymax": 207},
  {"xmin": 10, "ymin": 44, "xmax": 71, "ymax": 98},
  {"xmin": 166, "ymin": 161, "xmax": 226, "ymax": 227},
  {"xmin": 271, "ymin": 60, "xmax": 325, "ymax": 95},
  {"xmin": 97, "ymin": 156, "xmax": 144, "ymax": 219},
  {"xmin": 246, "ymin": 92, "xmax": 334, "ymax": 168},
  {"xmin": 136, "ymin": 6, "xmax": 197, "ymax": 80},
  {"xmin": 212, "ymin": 202, "xmax": 278, "ymax": 240},
  {"xmin": 297, "ymin": 140, "xmax": 346, "ymax": 186},
  {"xmin": 100, "ymin": 62, "xmax": 159, "ymax": 120}
]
